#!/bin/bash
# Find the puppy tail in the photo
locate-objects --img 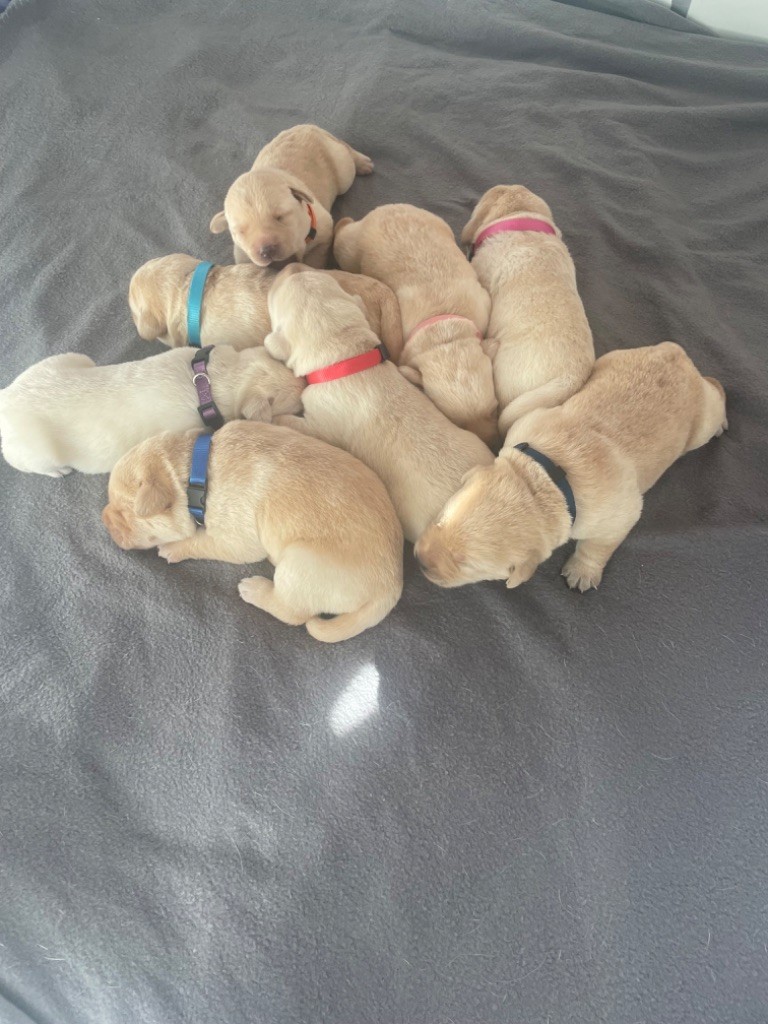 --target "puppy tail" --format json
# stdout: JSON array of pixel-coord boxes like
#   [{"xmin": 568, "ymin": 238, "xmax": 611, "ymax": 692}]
[
  {"xmin": 305, "ymin": 594, "xmax": 397, "ymax": 643},
  {"xmin": 498, "ymin": 375, "xmax": 586, "ymax": 436}
]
